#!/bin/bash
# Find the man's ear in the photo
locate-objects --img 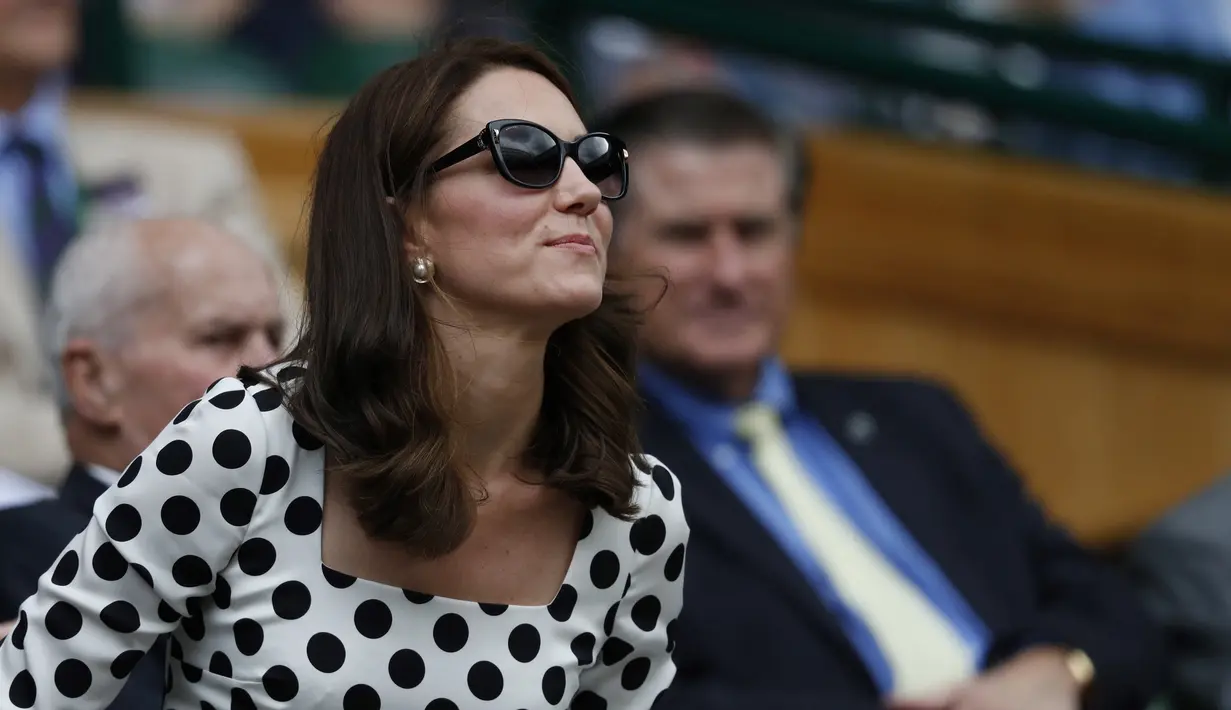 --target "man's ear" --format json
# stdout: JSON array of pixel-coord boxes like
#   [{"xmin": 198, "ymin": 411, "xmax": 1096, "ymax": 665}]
[{"xmin": 61, "ymin": 339, "xmax": 122, "ymax": 428}]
